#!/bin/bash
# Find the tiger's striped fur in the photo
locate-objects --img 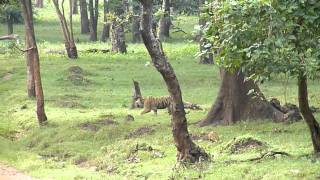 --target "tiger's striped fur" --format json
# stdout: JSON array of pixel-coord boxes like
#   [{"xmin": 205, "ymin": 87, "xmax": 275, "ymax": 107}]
[{"xmin": 135, "ymin": 96, "xmax": 173, "ymax": 115}]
